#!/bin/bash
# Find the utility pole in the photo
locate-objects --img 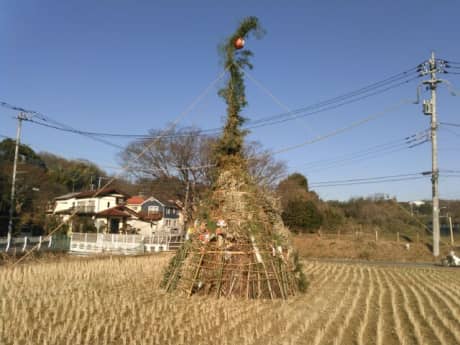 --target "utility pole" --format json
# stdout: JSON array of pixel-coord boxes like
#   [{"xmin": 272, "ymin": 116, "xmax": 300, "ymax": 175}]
[
  {"xmin": 183, "ymin": 180, "xmax": 190, "ymax": 231},
  {"xmin": 421, "ymin": 52, "xmax": 441, "ymax": 256},
  {"xmin": 7, "ymin": 112, "xmax": 26, "ymax": 237}
]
